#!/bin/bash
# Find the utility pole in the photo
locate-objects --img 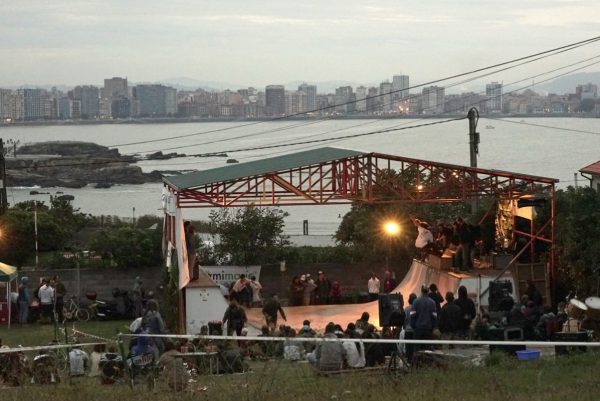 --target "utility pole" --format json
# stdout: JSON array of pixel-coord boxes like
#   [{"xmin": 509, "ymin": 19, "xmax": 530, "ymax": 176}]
[
  {"xmin": 0, "ymin": 139, "xmax": 7, "ymax": 215},
  {"xmin": 467, "ymin": 108, "xmax": 480, "ymax": 213}
]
